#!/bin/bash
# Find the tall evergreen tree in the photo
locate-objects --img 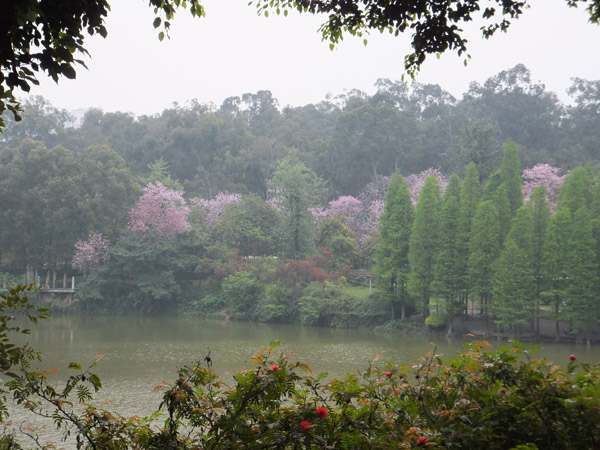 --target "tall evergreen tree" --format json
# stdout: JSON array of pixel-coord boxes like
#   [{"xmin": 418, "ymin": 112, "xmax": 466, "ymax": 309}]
[
  {"xmin": 558, "ymin": 165, "xmax": 595, "ymax": 217},
  {"xmin": 499, "ymin": 141, "xmax": 523, "ymax": 216},
  {"xmin": 457, "ymin": 162, "xmax": 481, "ymax": 316},
  {"xmin": 468, "ymin": 201, "xmax": 500, "ymax": 332},
  {"xmin": 272, "ymin": 155, "xmax": 323, "ymax": 259},
  {"xmin": 483, "ymin": 171, "xmax": 511, "ymax": 245},
  {"xmin": 433, "ymin": 174, "xmax": 462, "ymax": 335},
  {"xmin": 529, "ymin": 185, "xmax": 551, "ymax": 333},
  {"xmin": 566, "ymin": 206, "xmax": 599, "ymax": 345},
  {"xmin": 408, "ymin": 175, "xmax": 442, "ymax": 318},
  {"xmin": 492, "ymin": 205, "xmax": 535, "ymax": 336},
  {"xmin": 542, "ymin": 207, "xmax": 572, "ymax": 341},
  {"xmin": 373, "ymin": 172, "xmax": 414, "ymax": 320}
]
